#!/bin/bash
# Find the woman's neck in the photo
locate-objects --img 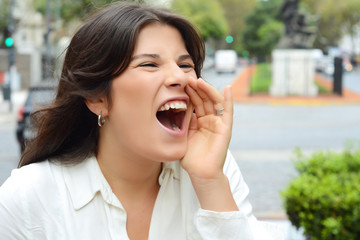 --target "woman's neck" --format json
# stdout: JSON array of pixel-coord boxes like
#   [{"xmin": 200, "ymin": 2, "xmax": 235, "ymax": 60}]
[
  {"xmin": 96, "ymin": 147, "xmax": 162, "ymax": 240},
  {"xmin": 96, "ymin": 147, "xmax": 162, "ymax": 198}
]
